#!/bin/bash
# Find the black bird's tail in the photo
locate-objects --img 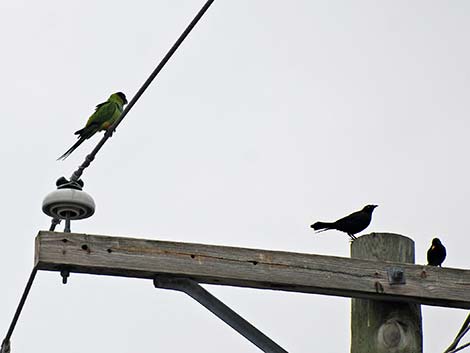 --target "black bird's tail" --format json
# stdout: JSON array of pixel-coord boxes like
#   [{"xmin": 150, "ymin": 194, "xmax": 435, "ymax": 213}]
[
  {"xmin": 310, "ymin": 221, "xmax": 334, "ymax": 232},
  {"xmin": 57, "ymin": 136, "xmax": 87, "ymax": 161}
]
